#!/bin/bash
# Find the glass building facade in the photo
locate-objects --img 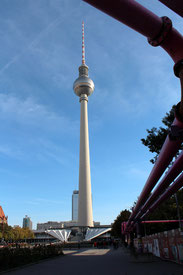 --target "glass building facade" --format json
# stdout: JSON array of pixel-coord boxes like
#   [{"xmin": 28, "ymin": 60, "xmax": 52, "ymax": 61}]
[
  {"xmin": 72, "ymin": 190, "xmax": 79, "ymax": 221},
  {"xmin": 23, "ymin": 215, "xmax": 32, "ymax": 230}
]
